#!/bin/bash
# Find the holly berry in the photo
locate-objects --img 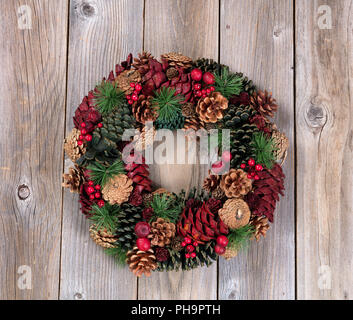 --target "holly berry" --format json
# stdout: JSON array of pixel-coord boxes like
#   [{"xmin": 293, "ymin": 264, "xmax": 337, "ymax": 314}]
[
  {"xmin": 77, "ymin": 140, "xmax": 83, "ymax": 146},
  {"xmin": 240, "ymin": 163, "xmax": 246, "ymax": 169},
  {"xmin": 191, "ymin": 252, "xmax": 196, "ymax": 258},
  {"xmin": 202, "ymin": 94, "xmax": 207, "ymax": 98},
  {"xmin": 186, "ymin": 245, "xmax": 195, "ymax": 253},
  {"xmin": 248, "ymin": 158, "xmax": 255, "ymax": 166},
  {"xmin": 210, "ymin": 86, "xmax": 215, "ymax": 91},
  {"xmin": 215, "ymin": 244, "xmax": 226, "ymax": 255},
  {"xmin": 128, "ymin": 99, "xmax": 133, "ymax": 105},
  {"xmin": 193, "ymin": 241, "xmax": 198, "ymax": 247},
  {"xmin": 185, "ymin": 237, "xmax": 192, "ymax": 244},
  {"xmin": 185, "ymin": 253, "xmax": 191, "ymax": 259},
  {"xmin": 255, "ymin": 164, "xmax": 263, "ymax": 171},
  {"xmin": 88, "ymin": 181, "xmax": 94, "ymax": 186},
  {"xmin": 203, "ymin": 72, "xmax": 215, "ymax": 85},
  {"xmin": 85, "ymin": 134, "xmax": 92, "ymax": 142},
  {"xmin": 194, "ymin": 83, "xmax": 201, "ymax": 90},
  {"xmin": 195, "ymin": 90, "xmax": 202, "ymax": 97},
  {"xmin": 94, "ymin": 192, "xmax": 101, "ymax": 199},
  {"xmin": 216, "ymin": 235, "xmax": 229, "ymax": 247},
  {"xmin": 98, "ymin": 123, "xmax": 103, "ymax": 128},
  {"xmin": 134, "ymin": 222, "xmax": 151, "ymax": 238},
  {"xmin": 126, "ymin": 95, "xmax": 131, "ymax": 100},
  {"xmin": 81, "ymin": 128, "xmax": 87, "ymax": 135},
  {"xmin": 97, "ymin": 200, "xmax": 105, "ymax": 208},
  {"xmin": 247, "ymin": 174, "xmax": 252, "ymax": 179},
  {"xmin": 135, "ymin": 83, "xmax": 142, "ymax": 91},
  {"xmin": 251, "ymin": 171, "xmax": 255, "ymax": 177},
  {"xmin": 221, "ymin": 150, "xmax": 232, "ymax": 163},
  {"xmin": 89, "ymin": 194, "xmax": 95, "ymax": 200},
  {"xmin": 191, "ymin": 68, "xmax": 203, "ymax": 81},
  {"xmin": 136, "ymin": 237, "xmax": 151, "ymax": 251},
  {"xmin": 87, "ymin": 186, "xmax": 95, "ymax": 194},
  {"xmin": 132, "ymin": 94, "xmax": 138, "ymax": 101},
  {"xmin": 130, "ymin": 82, "xmax": 135, "ymax": 88},
  {"xmin": 201, "ymin": 89, "xmax": 206, "ymax": 95},
  {"xmin": 80, "ymin": 122, "xmax": 86, "ymax": 128},
  {"xmin": 181, "ymin": 241, "xmax": 187, "ymax": 247},
  {"xmin": 254, "ymin": 175, "xmax": 260, "ymax": 180},
  {"xmin": 79, "ymin": 135, "xmax": 84, "ymax": 140},
  {"xmin": 206, "ymin": 88, "xmax": 211, "ymax": 94},
  {"xmin": 95, "ymin": 185, "xmax": 101, "ymax": 190}
]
